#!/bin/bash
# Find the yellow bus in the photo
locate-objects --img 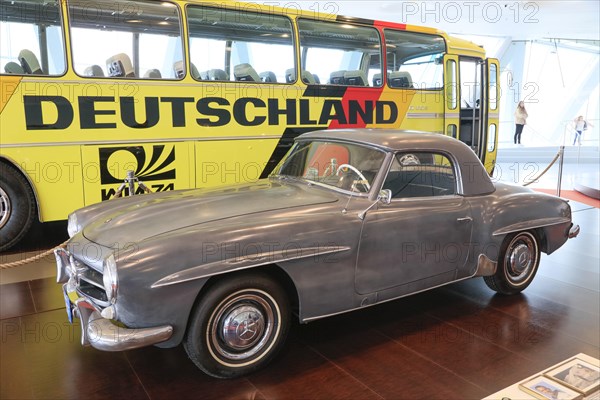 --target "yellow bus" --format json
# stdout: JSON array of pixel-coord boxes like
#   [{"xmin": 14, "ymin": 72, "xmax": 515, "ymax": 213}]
[{"xmin": 0, "ymin": 0, "xmax": 499, "ymax": 251}]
